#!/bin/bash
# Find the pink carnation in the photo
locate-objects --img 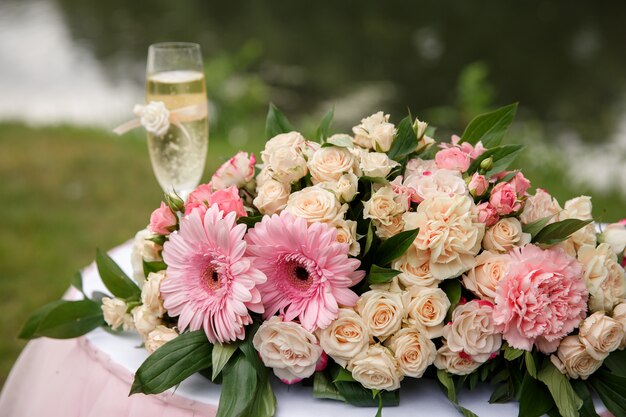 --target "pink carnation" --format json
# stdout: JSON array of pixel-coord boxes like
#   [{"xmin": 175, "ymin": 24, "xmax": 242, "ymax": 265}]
[
  {"xmin": 211, "ymin": 151, "xmax": 256, "ymax": 190},
  {"xmin": 246, "ymin": 211, "xmax": 365, "ymax": 332},
  {"xmin": 493, "ymin": 244, "xmax": 588, "ymax": 353},
  {"xmin": 435, "ymin": 147, "xmax": 471, "ymax": 172},
  {"xmin": 185, "ymin": 184, "xmax": 247, "ymax": 218},
  {"xmin": 489, "ymin": 182, "xmax": 521, "ymax": 215},
  {"xmin": 149, "ymin": 202, "xmax": 177, "ymax": 235}
]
